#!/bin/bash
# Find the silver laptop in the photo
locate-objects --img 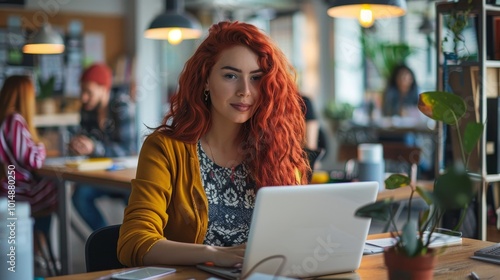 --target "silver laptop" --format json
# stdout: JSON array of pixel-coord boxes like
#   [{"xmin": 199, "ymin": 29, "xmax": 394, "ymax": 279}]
[{"xmin": 197, "ymin": 181, "xmax": 378, "ymax": 279}]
